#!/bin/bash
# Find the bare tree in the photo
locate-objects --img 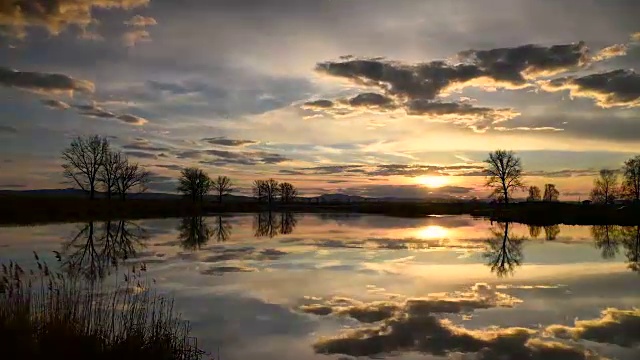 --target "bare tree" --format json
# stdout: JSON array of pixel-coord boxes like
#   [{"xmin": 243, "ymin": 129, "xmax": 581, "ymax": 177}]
[
  {"xmin": 483, "ymin": 222, "xmax": 523, "ymax": 277},
  {"xmin": 484, "ymin": 150, "xmax": 525, "ymax": 204},
  {"xmin": 252, "ymin": 180, "xmax": 266, "ymax": 202},
  {"xmin": 279, "ymin": 182, "xmax": 298, "ymax": 203},
  {"xmin": 262, "ymin": 178, "xmax": 280, "ymax": 205},
  {"xmin": 622, "ymin": 155, "xmax": 640, "ymax": 201},
  {"xmin": 61, "ymin": 135, "xmax": 109, "ymax": 199},
  {"xmin": 177, "ymin": 167, "xmax": 212, "ymax": 202},
  {"xmin": 526, "ymin": 186, "xmax": 541, "ymax": 202},
  {"xmin": 115, "ymin": 159, "xmax": 150, "ymax": 200},
  {"xmin": 98, "ymin": 151, "xmax": 124, "ymax": 199},
  {"xmin": 543, "ymin": 184, "xmax": 560, "ymax": 202},
  {"xmin": 590, "ymin": 169, "xmax": 618, "ymax": 204},
  {"xmin": 212, "ymin": 176, "xmax": 233, "ymax": 204}
]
